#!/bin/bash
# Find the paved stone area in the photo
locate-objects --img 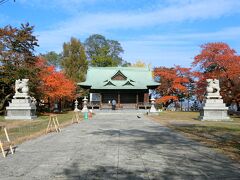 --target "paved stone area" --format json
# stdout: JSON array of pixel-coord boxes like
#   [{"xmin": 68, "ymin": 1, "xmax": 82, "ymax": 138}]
[{"xmin": 0, "ymin": 112, "xmax": 240, "ymax": 179}]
